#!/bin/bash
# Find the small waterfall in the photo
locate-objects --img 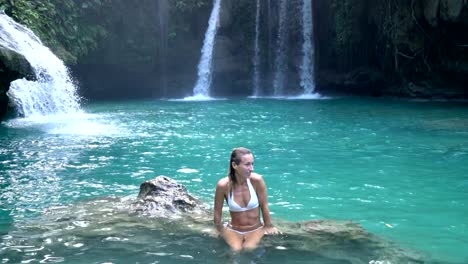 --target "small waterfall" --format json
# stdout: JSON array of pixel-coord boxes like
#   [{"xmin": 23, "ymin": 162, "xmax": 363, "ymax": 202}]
[
  {"xmin": 300, "ymin": 0, "xmax": 316, "ymax": 95},
  {"xmin": 191, "ymin": 0, "xmax": 222, "ymax": 99},
  {"xmin": 273, "ymin": 0, "xmax": 289, "ymax": 96},
  {"xmin": 157, "ymin": 0, "xmax": 169, "ymax": 96},
  {"xmin": 267, "ymin": 0, "xmax": 273, "ymax": 71},
  {"xmin": 252, "ymin": 0, "xmax": 261, "ymax": 96},
  {"xmin": 0, "ymin": 13, "xmax": 81, "ymax": 117},
  {"xmin": 267, "ymin": 0, "xmax": 275, "ymax": 93}
]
